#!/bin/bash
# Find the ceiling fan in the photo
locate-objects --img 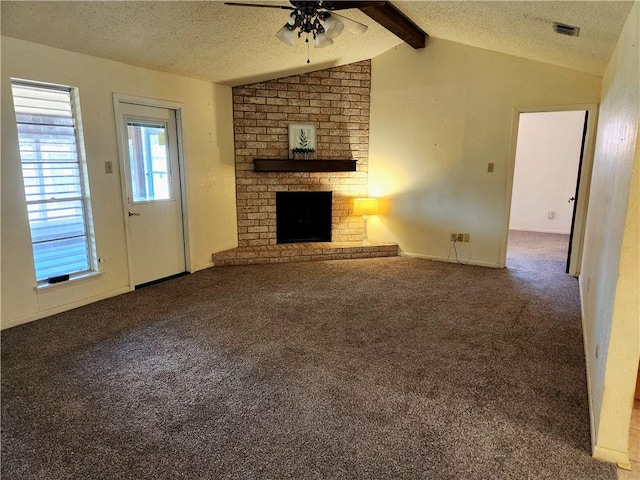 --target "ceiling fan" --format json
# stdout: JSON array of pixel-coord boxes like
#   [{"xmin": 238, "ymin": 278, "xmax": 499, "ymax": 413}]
[{"xmin": 224, "ymin": 1, "xmax": 385, "ymax": 50}]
